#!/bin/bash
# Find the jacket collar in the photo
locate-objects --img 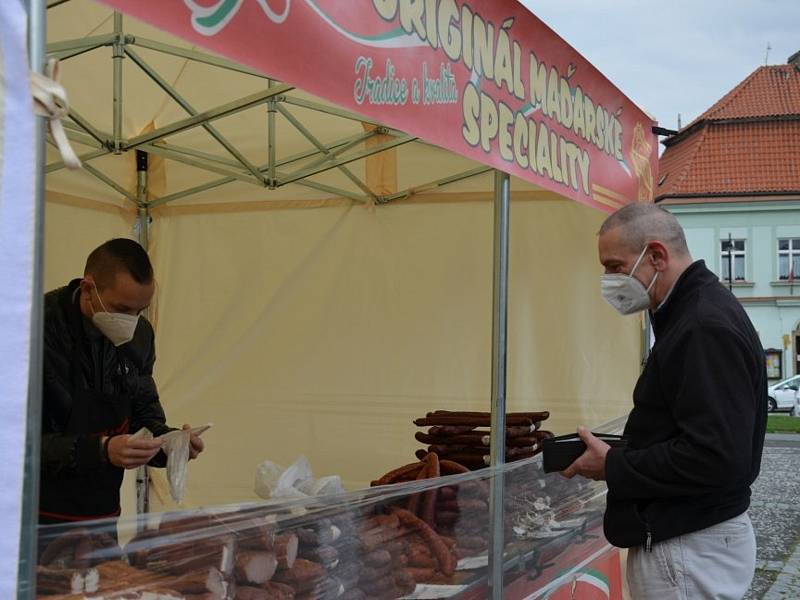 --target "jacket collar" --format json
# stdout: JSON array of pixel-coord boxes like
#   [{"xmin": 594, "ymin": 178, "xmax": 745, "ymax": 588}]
[
  {"xmin": 66, "ymin": 278, "xmax": 104, "ymax": 340},
  {"xmin": 650, "ymin": 260, "xmax": 717, "ymax": 337}
]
